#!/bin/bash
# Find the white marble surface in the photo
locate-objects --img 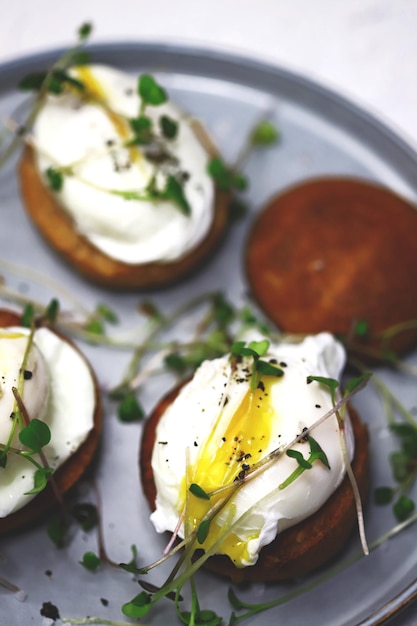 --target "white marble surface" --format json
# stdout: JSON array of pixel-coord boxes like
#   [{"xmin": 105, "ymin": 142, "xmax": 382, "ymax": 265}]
[{"xmin": 1, "ymin": 1, "xmax": 417, "ymax": 624}]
